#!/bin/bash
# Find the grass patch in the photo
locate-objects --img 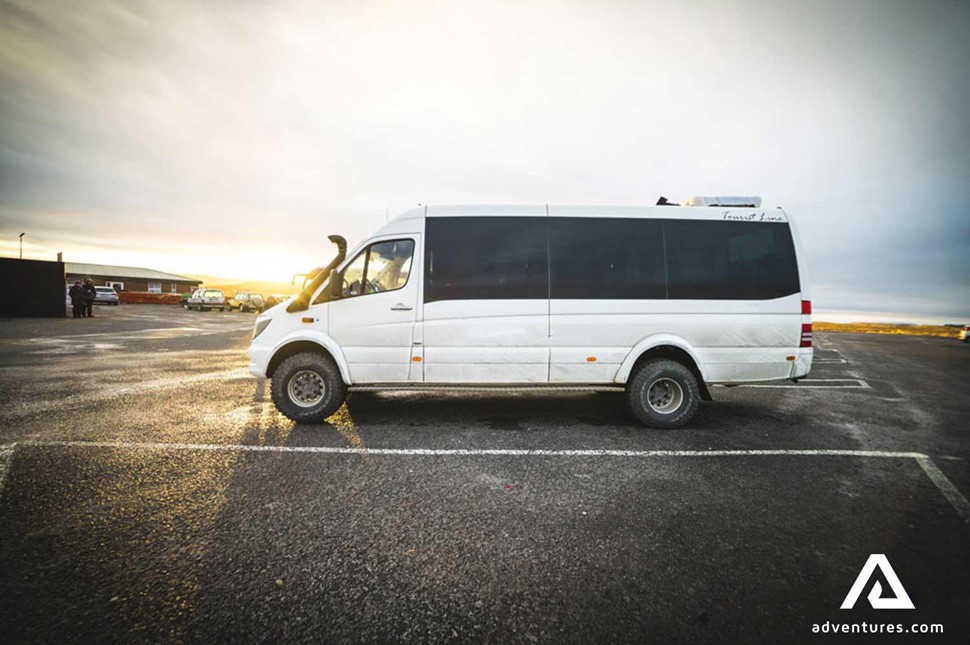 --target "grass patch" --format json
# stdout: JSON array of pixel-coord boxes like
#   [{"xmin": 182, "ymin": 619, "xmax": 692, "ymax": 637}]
[{"xmin": 815, "ymin": 322, "xmax": 961, "ymax": 339}]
